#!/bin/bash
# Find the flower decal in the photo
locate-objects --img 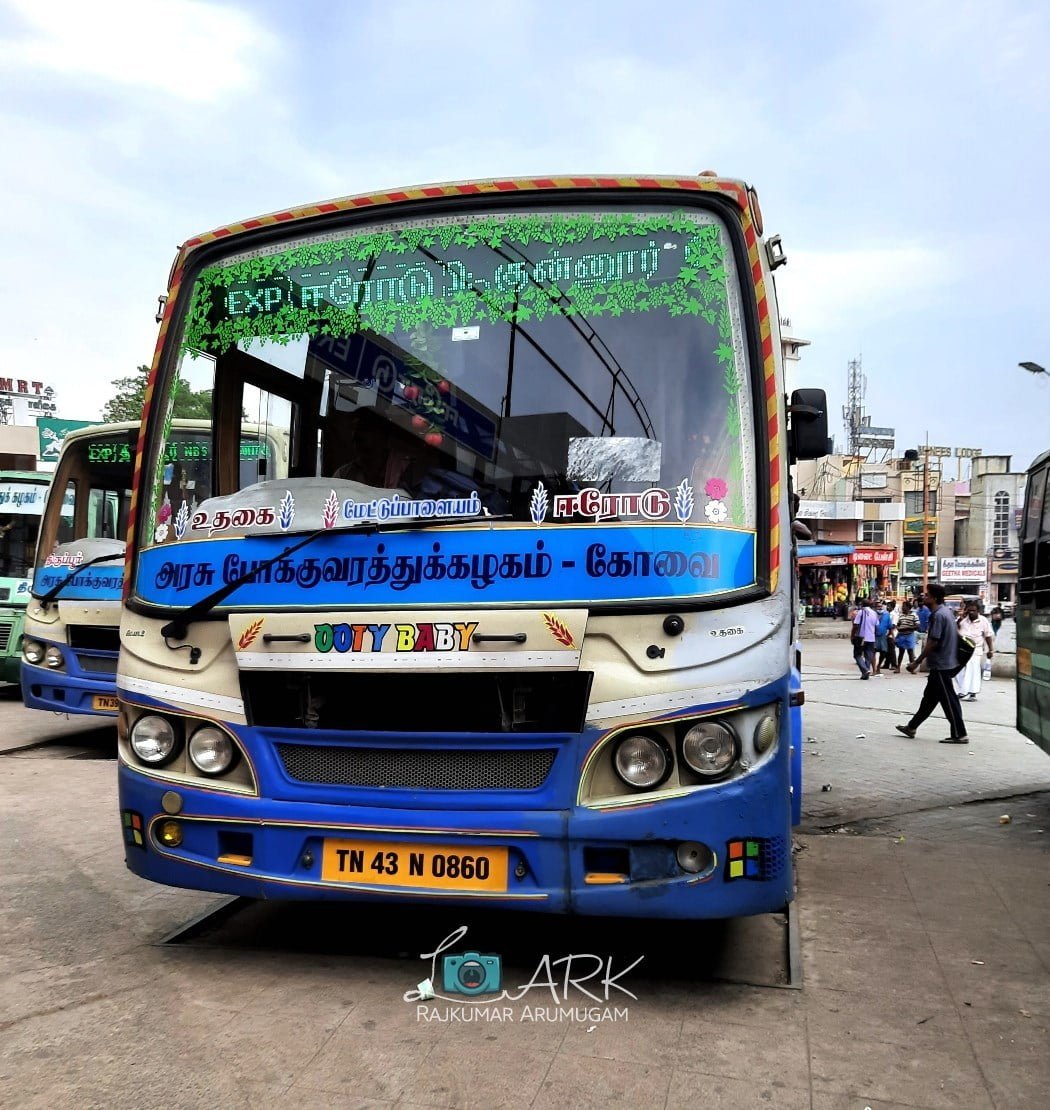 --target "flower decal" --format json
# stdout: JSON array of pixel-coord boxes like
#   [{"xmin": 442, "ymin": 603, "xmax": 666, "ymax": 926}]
[
  {"xmin": 674, "ymin": 479, "xmax": 694, "ymax": 523},
  {"xmin": 530, "ymin": 481, "xmax": 549, "ymax": 524},
  {"xmin": 705, "ymin": 499, "xmax": 729, "ymax": 524},
  {"xmin": 154, "ymin": 523, "xmax": 169, "ymax": 543},
  {"xmin": 705, "ymin": 478, "xmax": 728, "ymax": 500}
]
